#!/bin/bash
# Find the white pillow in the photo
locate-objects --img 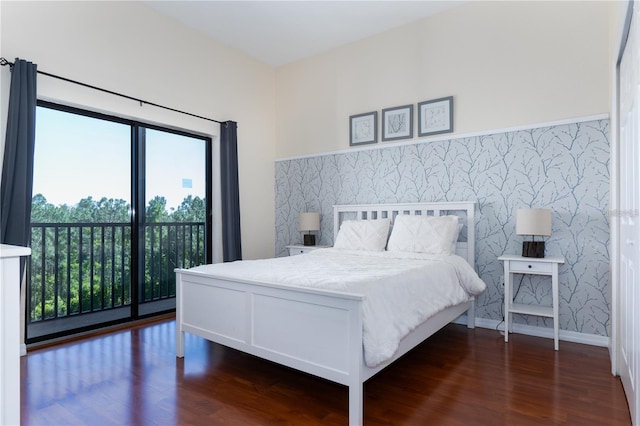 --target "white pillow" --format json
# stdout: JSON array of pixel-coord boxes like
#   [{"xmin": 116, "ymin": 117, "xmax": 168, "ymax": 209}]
[
  {"xmin": 333, "ymin": 218, "xmax": 391, "ymax": 251},
  {"xmin": 387, "ymin": 215, "xmax": 461, "ymax": 255}
]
